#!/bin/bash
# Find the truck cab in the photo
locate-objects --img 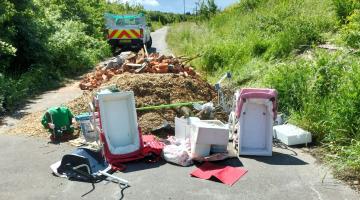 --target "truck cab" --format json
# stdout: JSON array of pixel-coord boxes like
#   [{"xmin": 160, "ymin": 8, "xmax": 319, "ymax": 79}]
[{"xmin": 105, "ymin": 13, "xmax": 152, "ymax": 53}]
